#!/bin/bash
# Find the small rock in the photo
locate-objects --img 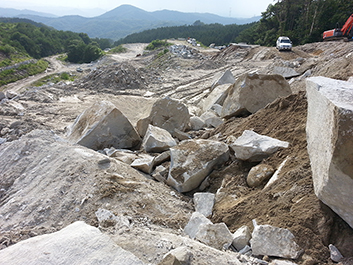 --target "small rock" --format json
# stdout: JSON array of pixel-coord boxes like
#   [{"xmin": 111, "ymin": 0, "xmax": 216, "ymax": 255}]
[
  {"xmin": 329, "ymin": 244, "xmax": 343, "ymax": 262},
  {"xmin": 247, "ymin": 164, "xmax": 274, "ymax": 187},
  {"xmin": 190, "ymin": 116, "xmax": 205, "ymax": 130},
  {"xmin": 131, "ymin": 155, "xmax": 155, "ymax": 174},
  {"xmin": 232, "ymin": 225, "xmax": 252, "ymax": 251}
]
